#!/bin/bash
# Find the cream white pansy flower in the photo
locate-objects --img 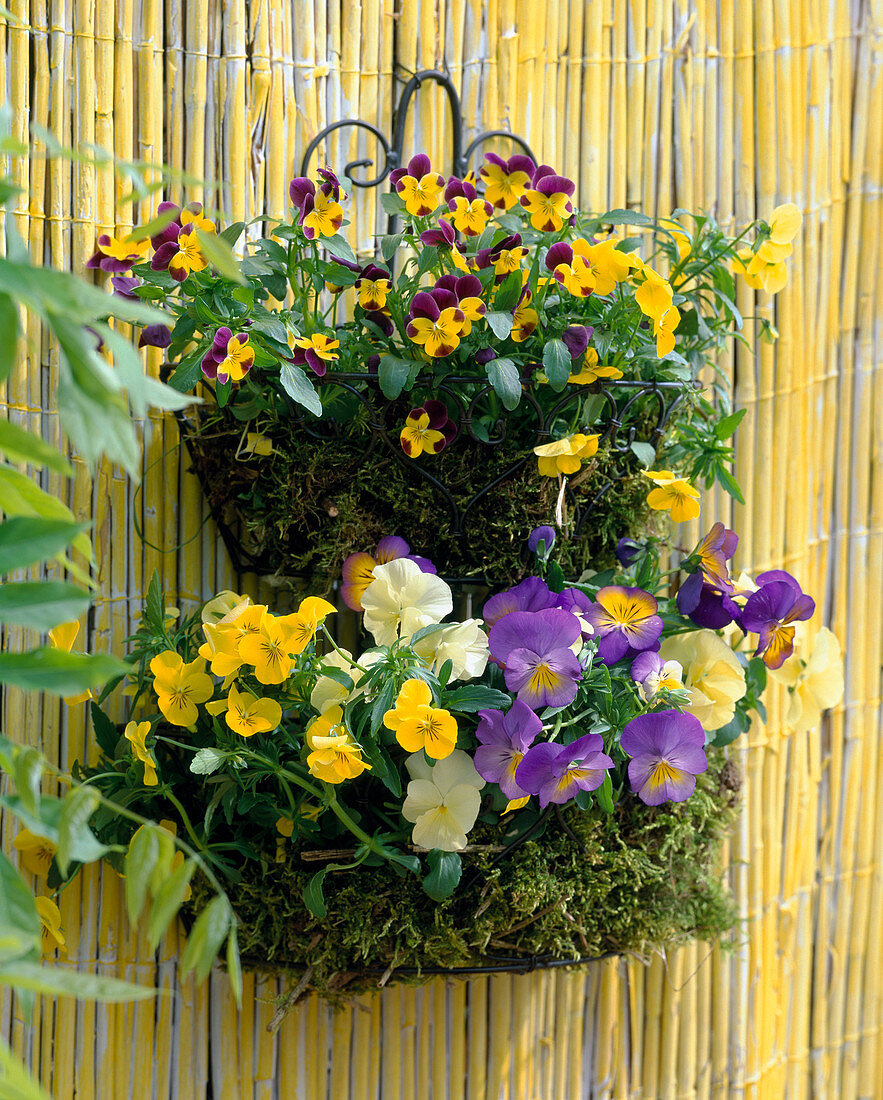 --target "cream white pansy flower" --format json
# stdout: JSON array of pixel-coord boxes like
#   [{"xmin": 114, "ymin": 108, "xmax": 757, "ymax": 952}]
[
  {"xmin": 201, "ymin": 590, "xmax": 251, "ymax": 625},
  {"xmin": 361, "ymin": 558, "xmax": 453, "ymax": 646},
  {"xmin": 309, "ymin": 647, "xmax": 383, "ymax": 713},
  {"xmin": 402, "ymin": 750, "xmax": 485, "ymax": 852},
  {"xmin": 412, "ymin": 618, "xmax": 490, "ymax": 682},
  {"xmin": 769, "ymin": 626, "xmax": 844, "ymax": 733},
  {"xmin": 660, "ymin": 629, "xmax": 747, "ymax": 731}
]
